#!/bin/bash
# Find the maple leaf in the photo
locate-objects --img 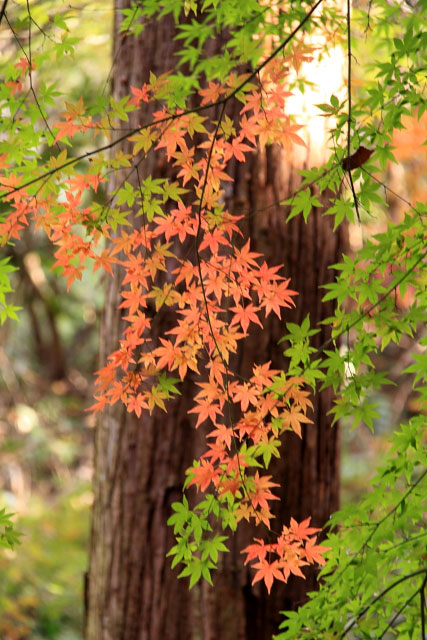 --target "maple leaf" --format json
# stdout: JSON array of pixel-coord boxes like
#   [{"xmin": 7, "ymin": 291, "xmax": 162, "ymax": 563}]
[
  {"xmin": 63, "ymin": 96, "xmax": 85, "ymax": 119},
  {"xmin": 5, "ymin": 80, "xmax": 22, "ymax": 95},
  {"xmin": 206, "ymin": 357, "xmax": 227, "ymax": 387},
  {"xmin": 280, "ymin": 405, "xmax": 313, "ymax": 438},
  {"xmin": 129, "ymin": 84, "xmax": 150, "ymax": 106},
  {"xmin": 240, "ymin": 91, "xmax": 261, "ymax": 116},
  {"xmin": 126, "ymin": 393, "xmax": 149, "ymax": 418},
  {"xmin": 198, "ymin": 81, "xmax": 226, "ymax": 105},
  {"xmin": 232, "ymin": 382, "xmax": 259, "ymax": 412},
  {"xmin": 239, "ymin": 113, "xmax": 260, "ymax": 145},
  {"xmin": 92, "ymin": 249, "xmax": 116, "ymax": 275},
  {"xmin": 88, "ymin": 395, "xmax": 109, "ymax": 414},
  {"xmin": 229, "ymin": 303, "xmax": 263, "ymax": 334},
  {"xmin": 279, "ymin": 550, "xmax": 307, "ymax": 581},
  {"xmin": 235, "ymin": 502, "xmax": 257, "ymax": 524},
  {"xmin": 250, "ymin": 362, "xmax": 280, "ymax": 388},
  {"xmin": 0, "ymin": 173, "xmax": 24, "ymax": 201},
  {"xmin": 108, "ymin": 381, "xmax": 127, "ymax": 405},
  {"xmin": 154, "ymin": 338, "xmax": 182, "ymax": 372},
  {"xmin": 173, "ymin": 260, "xmax": 198, "ymax": 287},
  {"xmin": 233, "ymin": 240, "xmax": 261, "ymax": 269},
  {"xmin": 235, "ymin": 414, "xmax": 264, "ymax": 442},
  {"xmin": 251, "ymin": 559, "xmax": 286, "ymax": 594},
  {"xmin": 201, "ymin": 440, "xmax": 228, "ymax": 465},
  {"xmin": 187, "ymin": 460, "xmax": 220, "ymax": 491},
  {"xmin": 255, "ymin": 507, "xmax": 275, "ymax": 528},
  {"xmin": 288, "ymin": 517, "xmax": 321, "ymax": 540},
  {"xmin": 126, "ymin": 311, "xmax": 151, "ymax": 336},
  {"xmin": 218, "ymin": 475, "xmax": 241, "ymax": 498},
  {"xmin": 188, "ymin": 398, "xmax": 223, "ymax": 428},
  {"xmin": 207, "ymin": 423, "xmax": 233, "ymax": 450},
  {"xmin": 61, "ymin": 263, "xmax": 84, "ymax": 290},
  {"xmin": 14, "ymin": 56, "xmax": 28, "ymax": 75},
  {"xmin": 53, "ymin": 118, "xmax": 81, "ymax": 143},
  {"xmin": 198, "ymin": 228, "xmax": 231, "ymax": 253},
  {"xmin": 302, "ymin": 539, "xmax": 331, "ymax": 565},
  {"xmin": 289, "ymin": 387, "xmax": 314, "ymax": 414},
  {"xmin": 249, "ymin": 471, "xmax": 280, "ymax": 511},
  {"xmin": 259, "ymin": 279, "xmax": 298, "ymax": 318},
  {"xmin": 129, "ymin": 128, "xmax": 159, "ymax": 154},
  {"xmin": 241, "ymin": 538, "xmax": 270, "ymax": 564},
  {"xmin": 147, "ymin": 384, "xmax": 168, "ymax": 413},
  {"xmin": 205, "ymin": 162, "xmax": 233, "ymax": 192},
  {"xmin": 119, "ymin": 286, "xmax": 147, "ymax": 315},
  {"xmin": 224, "ymin": 136, "xmax": 254, "ymax": 162}
]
